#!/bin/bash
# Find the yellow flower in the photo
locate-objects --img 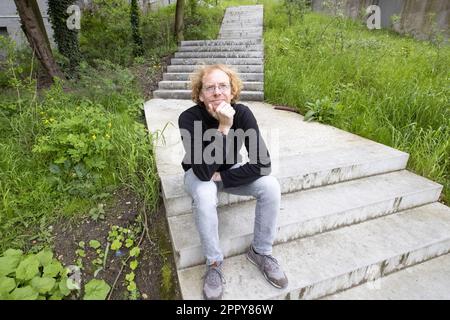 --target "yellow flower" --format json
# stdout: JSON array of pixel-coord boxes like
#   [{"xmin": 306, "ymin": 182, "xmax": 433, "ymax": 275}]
[
  {"xmin": 108, "ymin": 122, "xmax": 112, "ymax": 128},
  {"xmin": 105, "ymin": 134, "xmax": 110, "ymax": 139},
  {"xmin": 92, "ymin": 134, "xmax": 97, "ymax": 140}
]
